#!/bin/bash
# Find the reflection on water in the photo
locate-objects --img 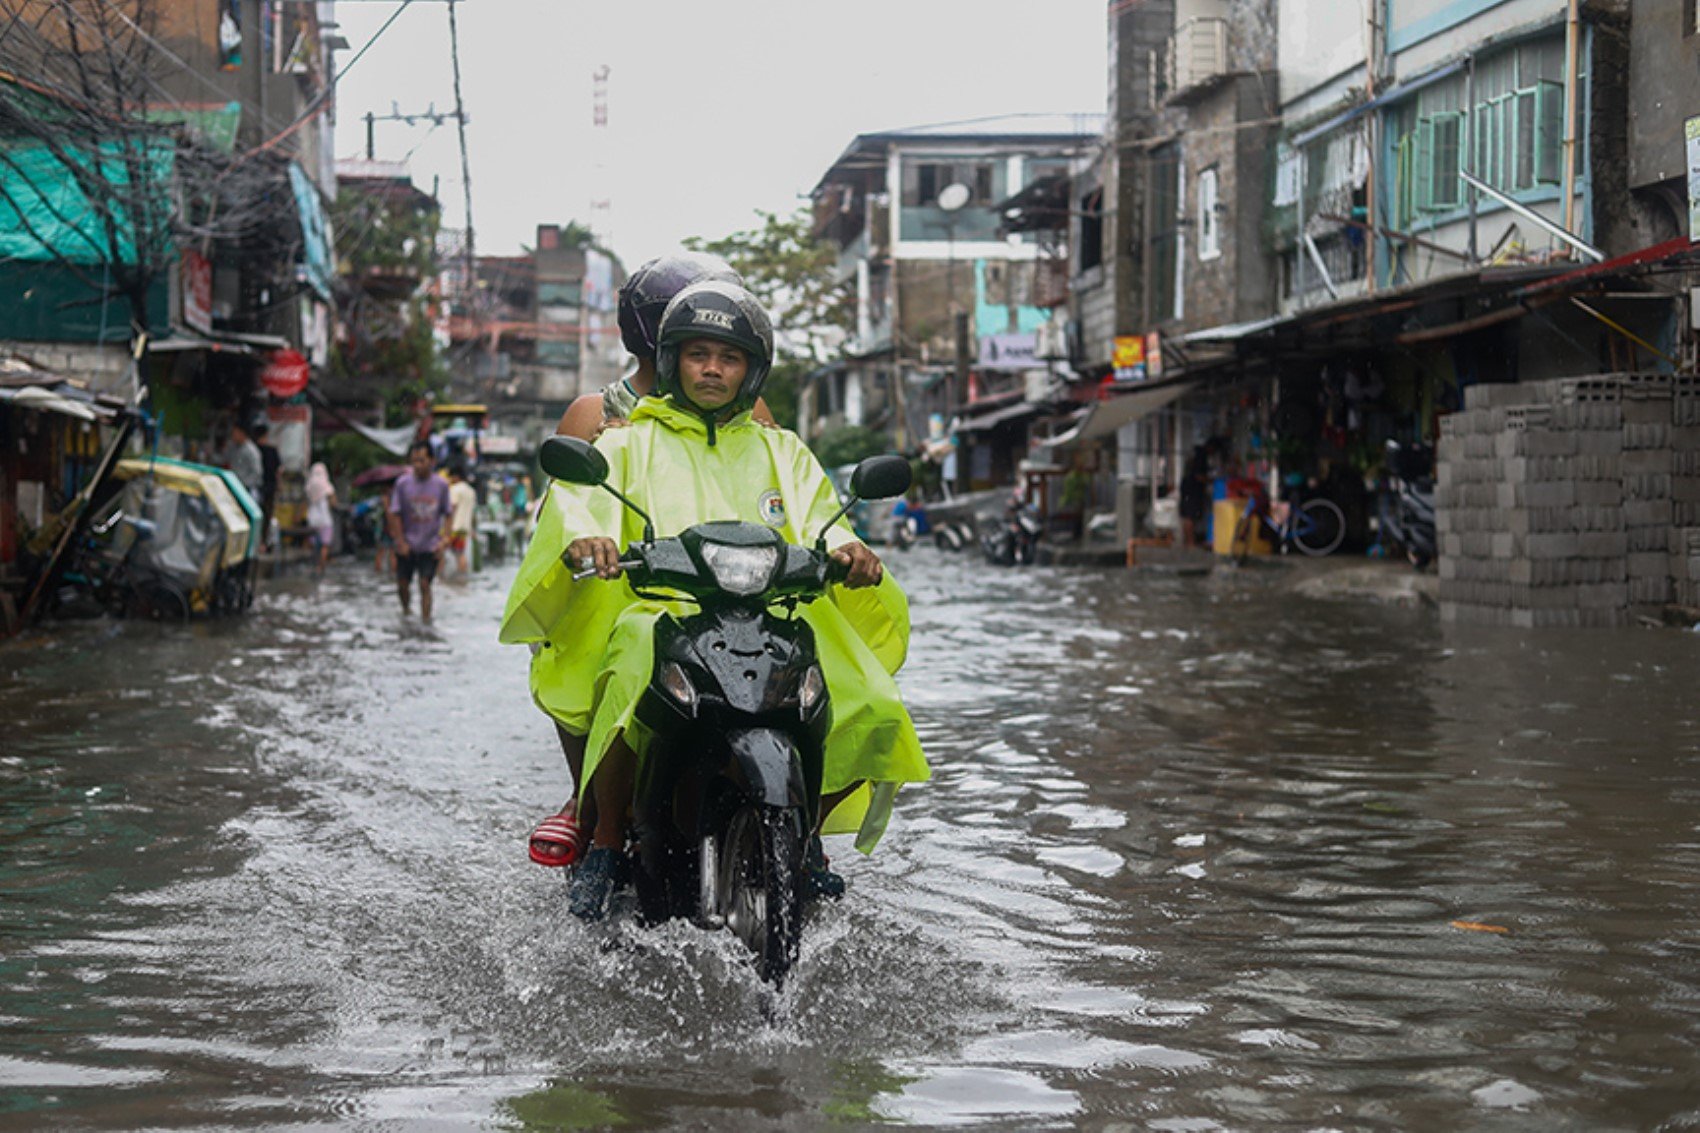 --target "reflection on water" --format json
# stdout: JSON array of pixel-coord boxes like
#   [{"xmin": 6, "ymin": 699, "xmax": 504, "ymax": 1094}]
[{"xmin": 2, "ymin": 551, "xmax": 1699, "ymax": 1130}]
